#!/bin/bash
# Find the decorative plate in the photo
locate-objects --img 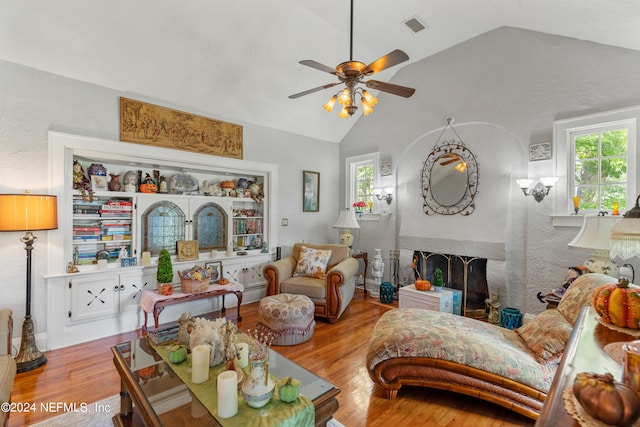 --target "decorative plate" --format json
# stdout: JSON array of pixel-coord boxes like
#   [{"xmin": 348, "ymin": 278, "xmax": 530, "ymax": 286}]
[{"xmin": 169, "ymin": 173, "xmax": 199, "ymax": 194}]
